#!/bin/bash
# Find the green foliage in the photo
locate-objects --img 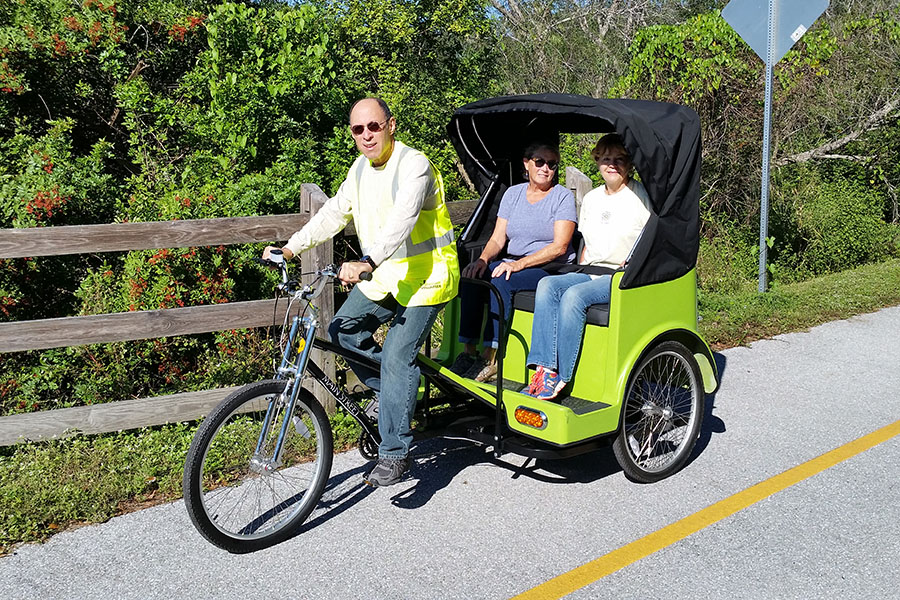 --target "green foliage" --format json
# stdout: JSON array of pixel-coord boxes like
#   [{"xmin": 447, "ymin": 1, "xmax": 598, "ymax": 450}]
[
  {"xmin": 614, "ymin": 11, "xmax": 753, "ymax": 105},
  {"xmin": 0, "ymin": 423, "xmax": 196, "ymax": 550},
  {"xmin": 324, "ymin": 0, "xmax": 498, "ymax": 199},
  {"xmin": 775, "ymin": 176, "xmax": 895, "ymax": 277},
  {"xmin": 614, "ymin": 7, "xmax": 900, "ymax": 295},
  {"xmin": 697, "ymin": 223, "xmax": 757, "ymax": 295},
  {"xmin": 330, "ymin": 409, "xmax": 362, "ymax": 451},
  {"xmin": 0, "ymin": 119, "xmax": 121, "ymax": 322},
  {"xmin": 177, "ymin": 2, "xmax": 338, "ymax": 171},
  {"xmin": 0, "ymin": 0, "xmax": 497, "ymax": 416},
  {"xmin": 0, "ymin": 119, "xmax": 118, "ymax": 228}
]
